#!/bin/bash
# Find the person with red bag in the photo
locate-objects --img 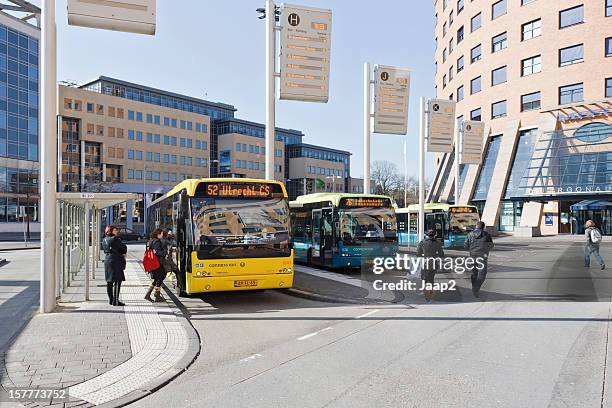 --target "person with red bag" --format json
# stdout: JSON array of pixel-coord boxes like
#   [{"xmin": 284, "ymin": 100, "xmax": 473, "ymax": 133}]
[{"xmin": 144, "ymin": 228, "xmax": 167, "ymax": 302}]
